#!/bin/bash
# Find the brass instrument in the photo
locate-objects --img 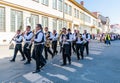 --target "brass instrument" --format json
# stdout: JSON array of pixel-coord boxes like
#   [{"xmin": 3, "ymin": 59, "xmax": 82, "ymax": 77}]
[
  {"xmin": 45, "ymin": 32, "xmax": 51, "ymax": 47},
  {"xmin": 9, "ymin": 34, "xmax": 17, "ymax": 49},
  {"xmin": 9, "ymin": 34, "xmax": 17, "ymax": 44},
  {"xmin": 58, "ymin": 30, "xmax": 63, "ymax": 40}
]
